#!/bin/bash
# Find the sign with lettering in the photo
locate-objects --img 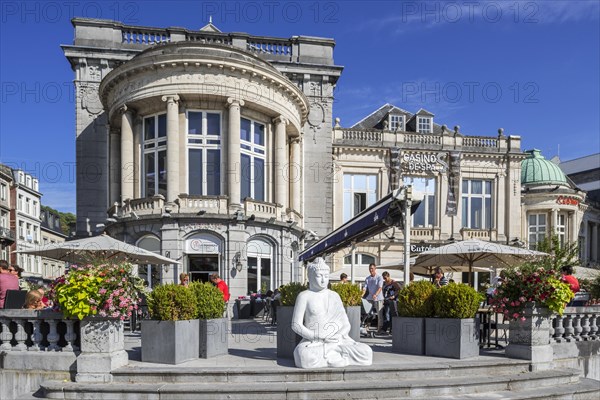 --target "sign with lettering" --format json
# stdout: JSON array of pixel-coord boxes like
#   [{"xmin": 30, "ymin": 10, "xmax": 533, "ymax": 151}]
[
  {"xmin": 402, "ymin": 152, "xmax": 447, "ymax": 173},
  {"xmin": 556, "ymin": 196, "xmax": 579, "ymax": 206},
  {"xmin": 410, "ymin": 243, "xmax": 442, "ymax": 254}
]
